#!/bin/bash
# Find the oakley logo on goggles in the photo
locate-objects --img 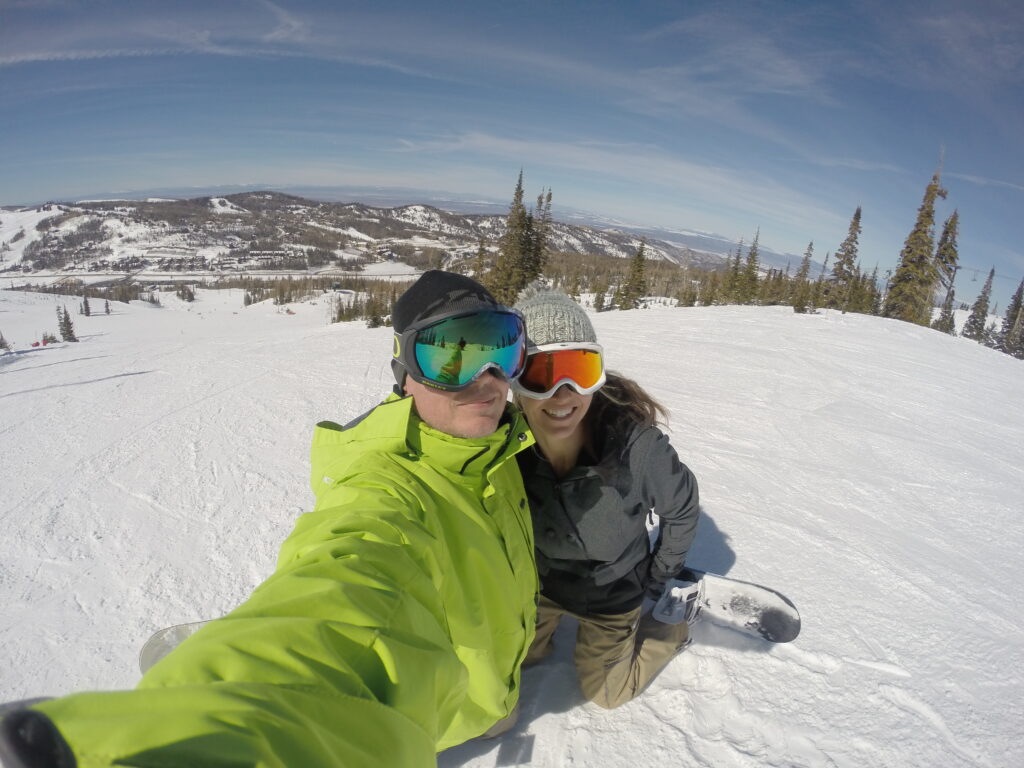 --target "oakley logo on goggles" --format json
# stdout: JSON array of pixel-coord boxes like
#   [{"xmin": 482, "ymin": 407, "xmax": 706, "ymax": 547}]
[
  {"xmin": 512, "ymin": 342, "xmax": 606, "ymax": 399},
  {"xmin": 394, "ymin": 308, "xmax": 527, "ymax": 391}
]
